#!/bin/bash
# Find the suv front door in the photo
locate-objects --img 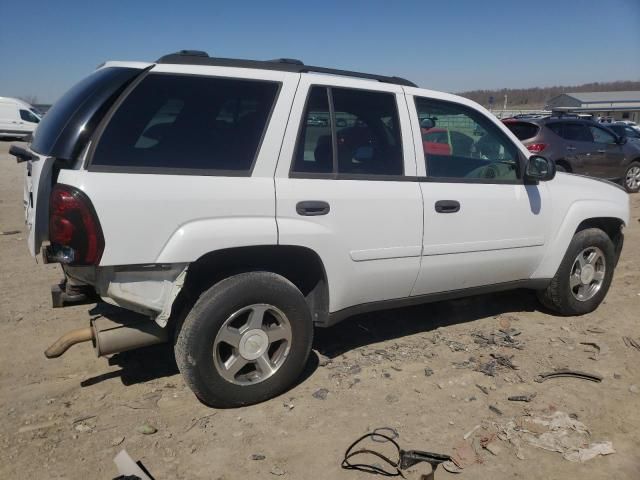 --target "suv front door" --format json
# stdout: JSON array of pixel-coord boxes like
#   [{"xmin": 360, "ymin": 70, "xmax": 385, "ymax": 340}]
[
  {"xmin": 548, "ymin": 122, "xmax": 602, "ymax": 176},
  {"xmin": 589, "ymin": 124, "xmax": 627, "ymax": 180},
  {"xmin": 407, "ymin": 94, "xmax": 551, "ymax": 296},
  {"xmin": 275, "ymin": 76, "xmax": 423, "ymax": 314}
]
